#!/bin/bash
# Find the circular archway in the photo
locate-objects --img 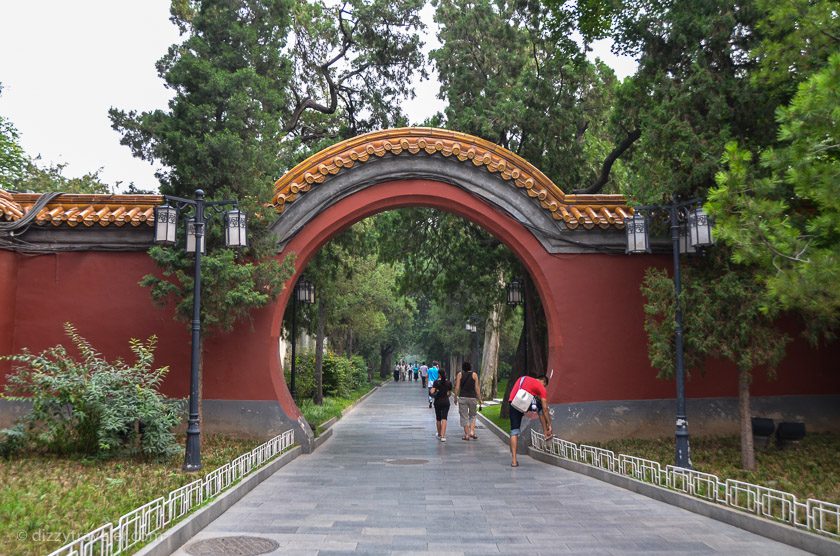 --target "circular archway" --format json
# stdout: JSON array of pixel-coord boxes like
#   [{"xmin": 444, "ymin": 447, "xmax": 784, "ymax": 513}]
[{"xmin": 258, "ymin": 128, "xmax": 633, "ymax": 449}]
